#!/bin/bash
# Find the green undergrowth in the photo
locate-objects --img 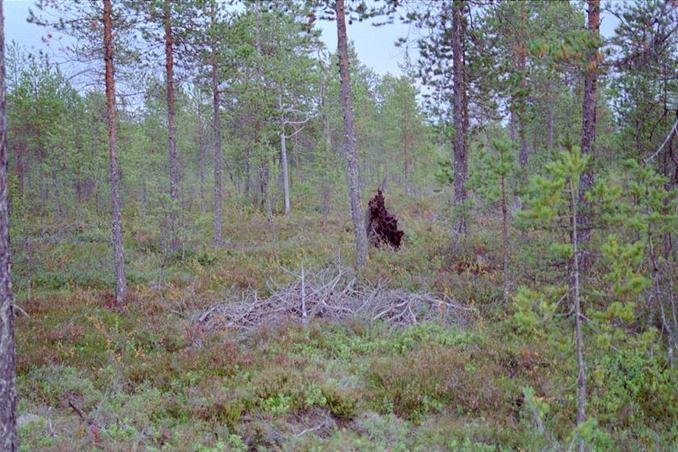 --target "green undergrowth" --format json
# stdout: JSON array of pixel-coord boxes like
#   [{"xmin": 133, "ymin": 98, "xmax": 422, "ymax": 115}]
[
  {"xmin": 16, "ymin": 291, "xmax": 677, "ymax": 450},
  {"xmin": 12, "ymin": 192, "xmax": 678, "ymax": 450}
]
